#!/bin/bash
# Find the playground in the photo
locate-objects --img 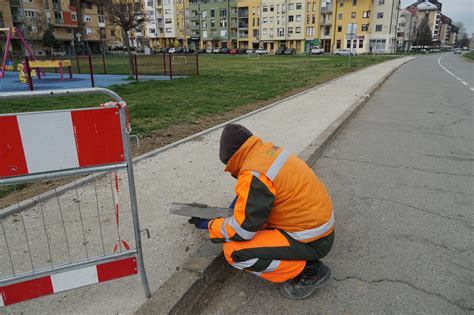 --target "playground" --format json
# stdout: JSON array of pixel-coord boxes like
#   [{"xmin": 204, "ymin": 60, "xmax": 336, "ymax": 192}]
[{"xmin": 0, "ymin": 27, "xmax": 195, "ymax": 92}]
